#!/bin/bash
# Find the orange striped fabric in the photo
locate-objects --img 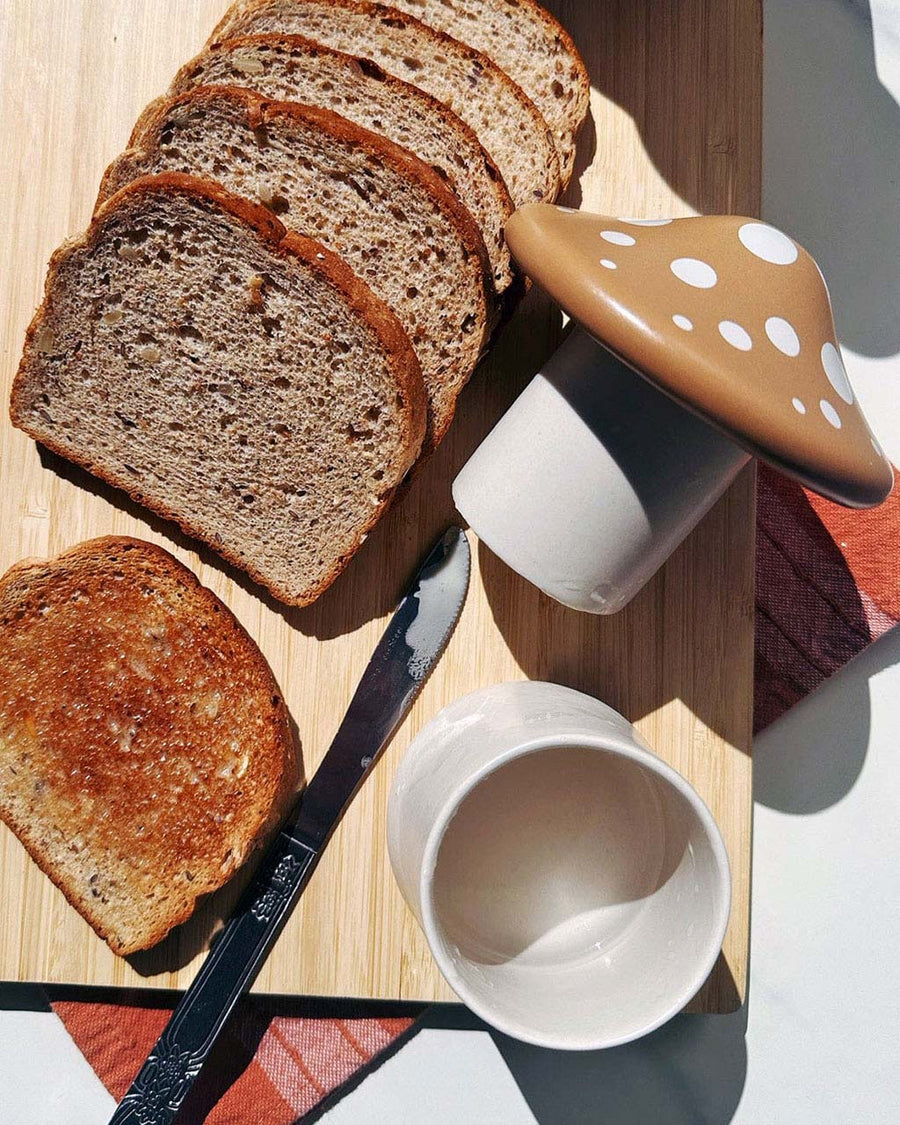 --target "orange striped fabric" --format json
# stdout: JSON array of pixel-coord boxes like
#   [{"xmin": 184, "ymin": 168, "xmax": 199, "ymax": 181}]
[
  {"xmin": 755, "ymin": 464, "xmax": 900, "ymax": 730},
  {"xmin": 53, "ymin": 1000, "xmax": 413, "ymax": 1122}
]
